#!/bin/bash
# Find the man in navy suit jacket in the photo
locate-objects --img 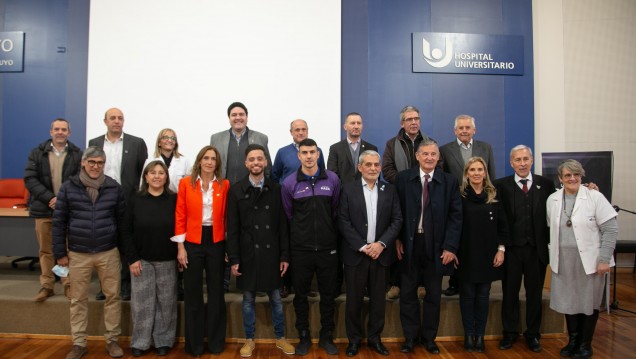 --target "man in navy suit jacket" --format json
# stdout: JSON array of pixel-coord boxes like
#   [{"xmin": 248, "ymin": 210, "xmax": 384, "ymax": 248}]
[
  {"xmin": 338, "ymin": 150, "xmax": 402, "ymax": 356},
  {"xmin": 395, "ymin": 140, "xmax": 462, "ymax": 354}
]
